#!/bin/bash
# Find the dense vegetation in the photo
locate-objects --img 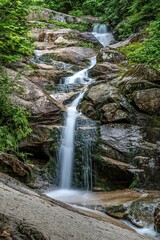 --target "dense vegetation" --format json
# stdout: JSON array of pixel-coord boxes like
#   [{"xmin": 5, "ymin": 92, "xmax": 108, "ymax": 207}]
[
  {"xmin": 0, "ymin": 0, "xmax": 33, "ymax": 153},
  {"xmin": 0, "ymin": 0, "xmax": 34, "ymax": 65},
  {"xmin": 0, "ymin": 71, "xmax": 32, "ymax": 152}
]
